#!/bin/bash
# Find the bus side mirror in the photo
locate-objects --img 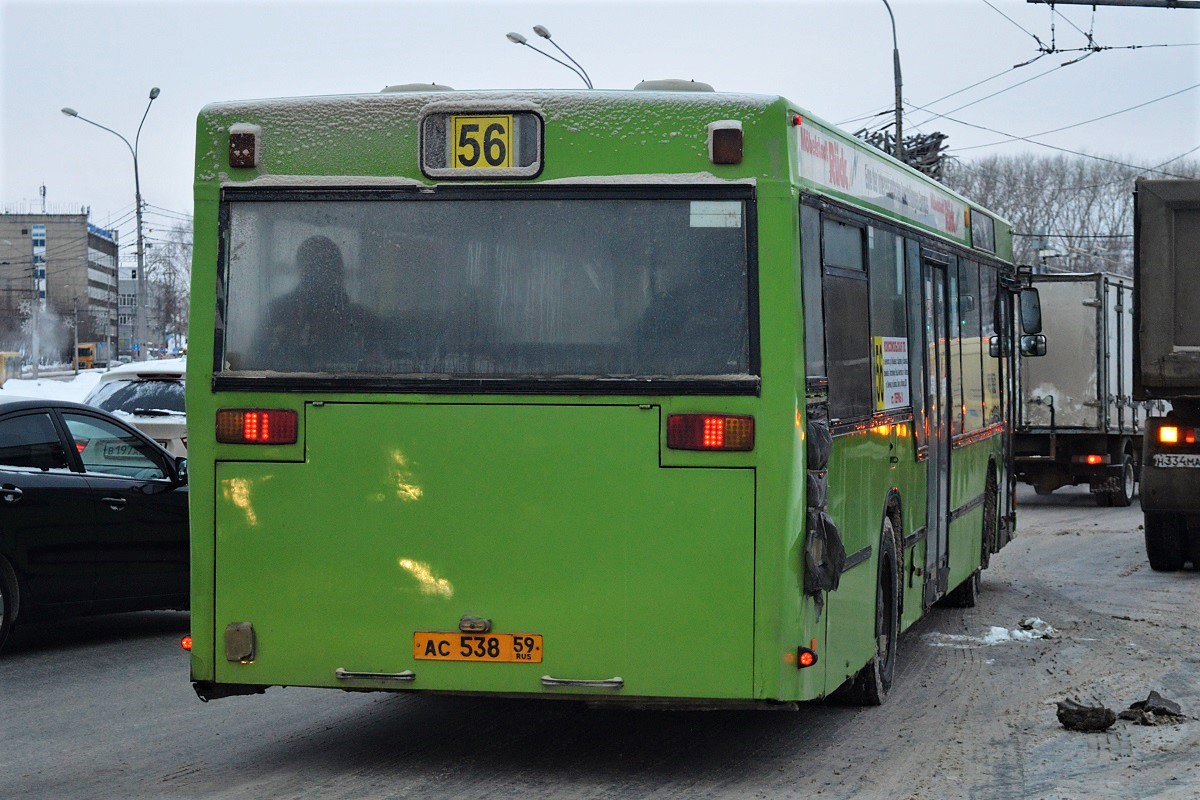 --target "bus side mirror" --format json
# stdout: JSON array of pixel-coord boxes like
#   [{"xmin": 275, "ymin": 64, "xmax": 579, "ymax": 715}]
[
  {"xmin": 1020, "ymin": 287, "xmax": 1042, "ymax": 334},
  {"xmin": 1020, "ymin": 334, "xmax": 1047, "ymax": 357},
  {"xmin": 988, "ymin": 335, "xmax": 1003, "ymax": 358}
]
